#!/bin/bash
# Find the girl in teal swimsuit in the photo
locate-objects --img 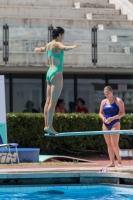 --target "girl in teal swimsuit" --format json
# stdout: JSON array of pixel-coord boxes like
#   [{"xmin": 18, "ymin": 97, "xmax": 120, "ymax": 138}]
[{"xmin": 34, "ymin": 27, "xmax": 80, "ymax": 134}]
